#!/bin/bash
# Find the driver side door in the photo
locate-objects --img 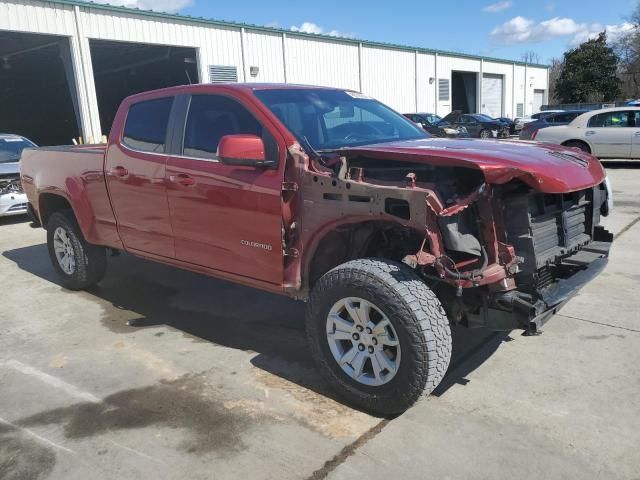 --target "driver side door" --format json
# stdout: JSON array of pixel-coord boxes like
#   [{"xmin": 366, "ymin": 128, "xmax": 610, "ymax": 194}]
[{"xmin": 165, "ymin": 93, "xmax": 284, "ymax": 284}]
